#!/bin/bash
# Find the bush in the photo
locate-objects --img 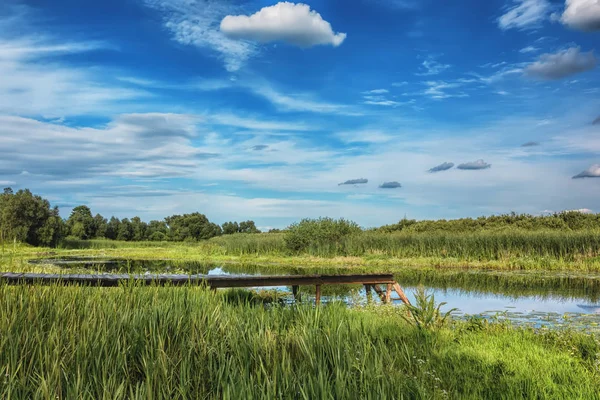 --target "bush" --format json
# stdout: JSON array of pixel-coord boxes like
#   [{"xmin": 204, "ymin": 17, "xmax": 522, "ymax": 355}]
[{"xmin": 284, "ymin": 218, "xmax": 361, "ymax": 256}]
